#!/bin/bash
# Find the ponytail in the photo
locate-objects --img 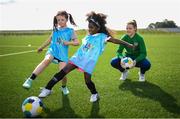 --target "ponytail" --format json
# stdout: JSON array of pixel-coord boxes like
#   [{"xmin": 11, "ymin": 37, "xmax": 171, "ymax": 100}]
[
  {"xmin": 52, "ymin": 10, "xmax": 77, "ymax": 30},
  {"xmin": 68, "ymin": 13, "xmax": 77, "ymax": 26},
  {"xmin": 53, "ymin": 16, "xmax": 58, "ymax": 31}
]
